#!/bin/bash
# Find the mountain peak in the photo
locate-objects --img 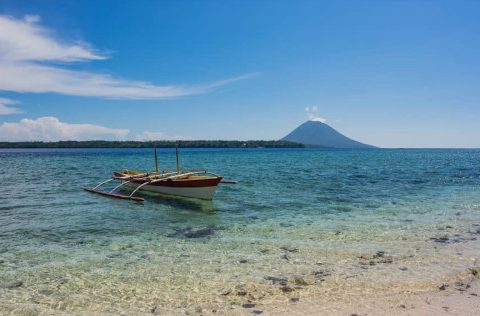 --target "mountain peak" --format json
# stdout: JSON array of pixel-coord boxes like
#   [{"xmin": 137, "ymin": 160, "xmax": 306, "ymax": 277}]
[{"xmin": 282, "ymin": 121, "xmax": 376, "ymax": 148}]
